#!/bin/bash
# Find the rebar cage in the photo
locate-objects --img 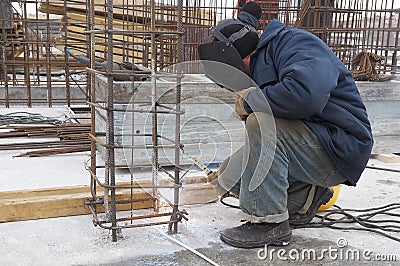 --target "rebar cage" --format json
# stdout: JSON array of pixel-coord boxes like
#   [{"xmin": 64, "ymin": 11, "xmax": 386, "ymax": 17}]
[
  {"xmin": 85, "ymin": 0, "xmax": 186, "ymax": 241},
  {"xmin": 278, "ymin": 0, "xmax": 399, "ymax": 78}
]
